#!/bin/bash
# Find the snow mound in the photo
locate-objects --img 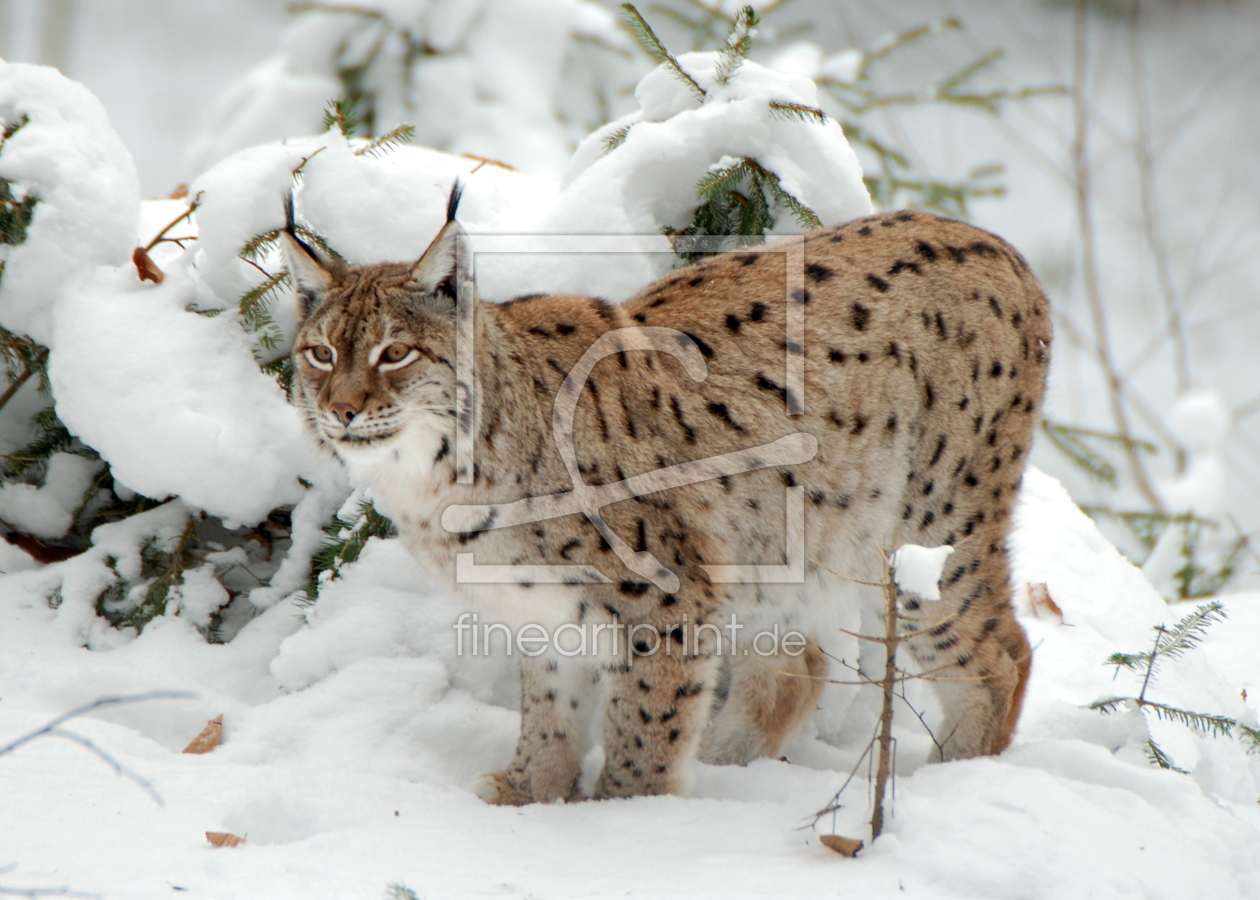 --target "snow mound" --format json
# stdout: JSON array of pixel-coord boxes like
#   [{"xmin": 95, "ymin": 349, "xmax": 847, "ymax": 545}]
[
  {"xmin": 891, "ymin": 543, "xmax": 954, "ymax": 601},
  {"xmin": 0, "ymin": 61, "xmax": 138, "ymax": 345}
]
